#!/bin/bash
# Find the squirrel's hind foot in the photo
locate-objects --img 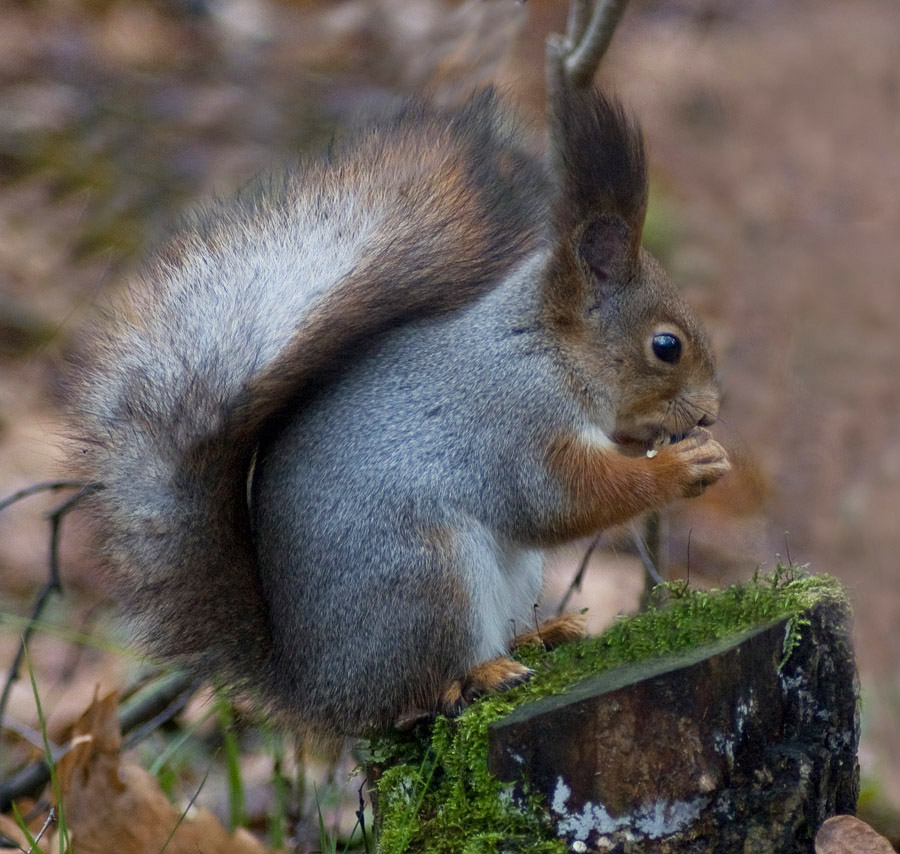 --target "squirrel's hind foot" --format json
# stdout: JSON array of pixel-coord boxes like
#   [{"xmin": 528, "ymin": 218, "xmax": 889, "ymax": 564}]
[
  {"xmin": 512, "ymin": 611, "xmax": 589, "ymax": 650},
  {"xmin": 439, "ymin": 657, "xmax": 534, "ymax": 718},
  {"xmin": 392, "ymin": 657, "xmax": 533, "ymax": 731}
]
